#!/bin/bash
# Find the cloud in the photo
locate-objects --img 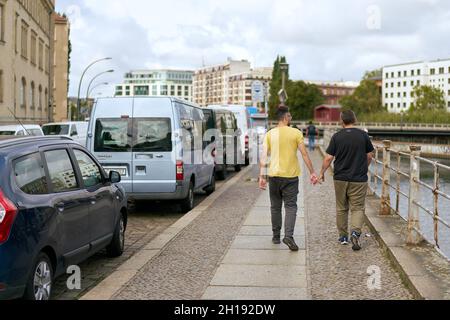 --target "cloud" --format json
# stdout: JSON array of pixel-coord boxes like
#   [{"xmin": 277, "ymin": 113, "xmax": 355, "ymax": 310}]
[{"xmin": 56, "ymin": 0, "xmax": 450, "ymax": 96}]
